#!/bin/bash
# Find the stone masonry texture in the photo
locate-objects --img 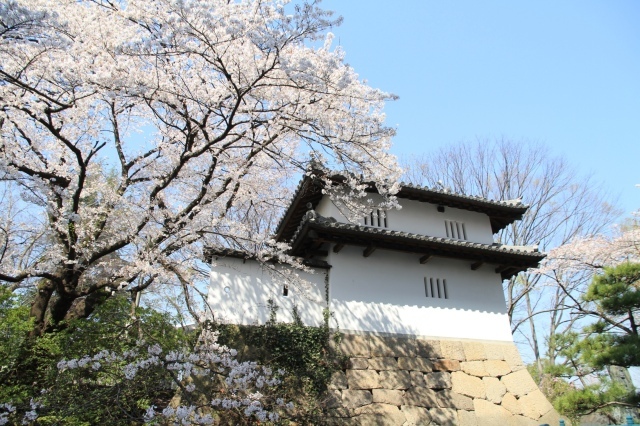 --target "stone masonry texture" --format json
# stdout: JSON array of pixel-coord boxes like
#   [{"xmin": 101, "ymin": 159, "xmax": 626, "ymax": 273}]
[{"xmin": 326, "ymin": 334, "xmax": 569, "ymax": 425}]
